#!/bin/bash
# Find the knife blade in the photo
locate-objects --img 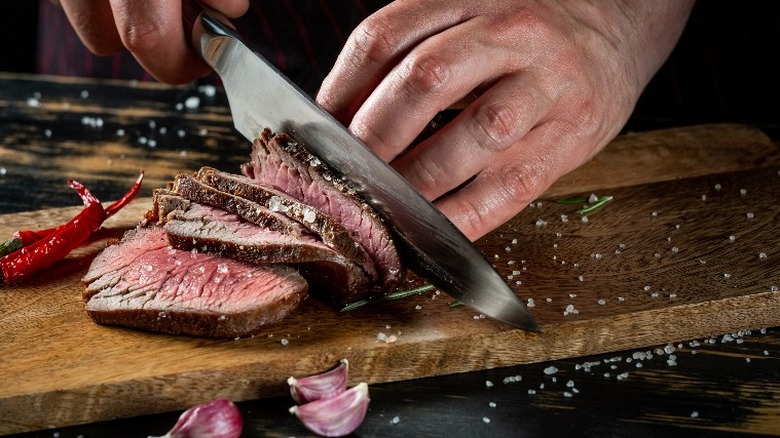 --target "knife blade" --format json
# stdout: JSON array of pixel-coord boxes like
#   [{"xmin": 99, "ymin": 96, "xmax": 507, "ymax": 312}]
[{"xmin": 184, "ymin": 6, "xmax": 539, "ymax": 332}]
